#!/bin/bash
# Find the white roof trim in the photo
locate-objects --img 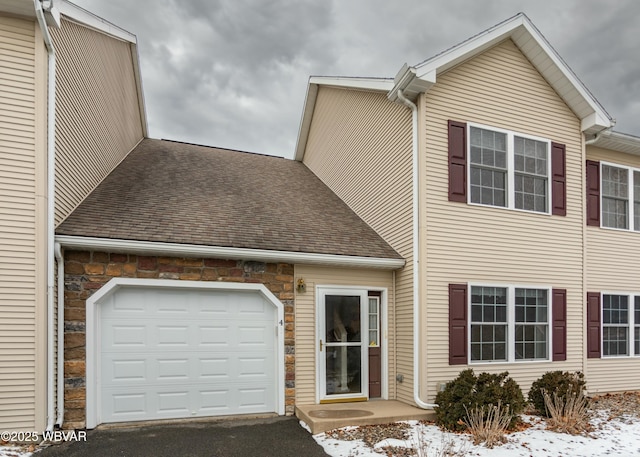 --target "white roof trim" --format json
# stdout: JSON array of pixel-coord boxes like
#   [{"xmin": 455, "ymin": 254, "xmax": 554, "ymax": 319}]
[
  {"xmin": 589, "ymin": 130, "xmax": 640, "ymax": 156},
  {"xmin": 57, "ymin": 0, "xmax": 137, "ymax": 43},
  {"xmin": 309, "ymin": 76, "xmax": 394, "ymax": 92},
  {"xmin": 55, "ymin": 235, "xmax": 406, "ymax": 269},
  {"xmin": 411, "ymin": 13, "xmax": 612, "ymax": 133}
]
